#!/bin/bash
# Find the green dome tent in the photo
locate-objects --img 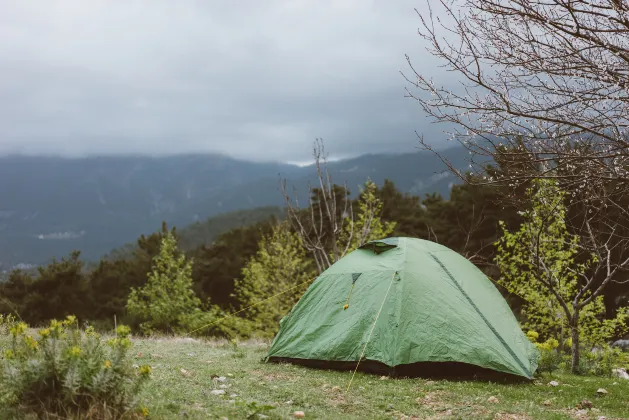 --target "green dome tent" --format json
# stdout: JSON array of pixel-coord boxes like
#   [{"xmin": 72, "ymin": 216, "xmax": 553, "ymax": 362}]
[{"xmin": 265, "ymin": 237, "xmax": 538, "ymax": 380}]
